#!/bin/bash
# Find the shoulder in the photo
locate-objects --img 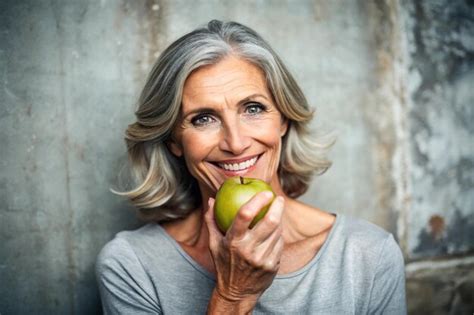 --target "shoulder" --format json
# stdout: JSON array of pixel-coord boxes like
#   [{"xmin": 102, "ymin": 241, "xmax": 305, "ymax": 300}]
[
  {"xmin": 335, "ymin": 217, "xmax": 408, "ymax": 312},
  {"xmin": 96, "ymin": 226, "xmax": 164, "ymax": 313},
  {"xmin": 333, "ymin": 215, "xmax": 404, "ymax": 268},
  {"xmin": 95, "ymin": 225, "xmax": 164, "ymax": 297},
  {"xmin": 320, "ymin": 215, "xmax": 406, "ymax": 312},
  {"xmin": 96, "ymin": 223, "xmax": 164, "ymax": 274},
  {"xmin": 96, "ymin": 230, "xmax": 140, "ymax": 276},
  {"xmin": 339, "ymin": 215, "xmax": 395, "ymax": 246}
]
